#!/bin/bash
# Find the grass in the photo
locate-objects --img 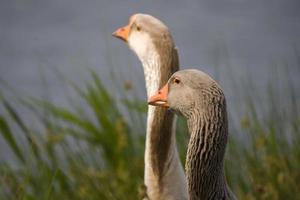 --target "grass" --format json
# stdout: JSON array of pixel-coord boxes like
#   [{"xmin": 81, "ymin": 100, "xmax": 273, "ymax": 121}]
[{"xmin": 0, "ymin": 60, "xmax": 299, "ymax": 199}]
